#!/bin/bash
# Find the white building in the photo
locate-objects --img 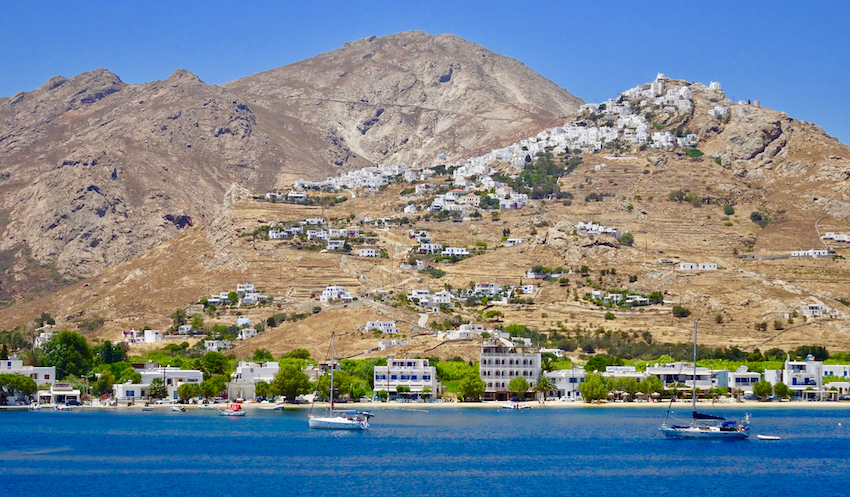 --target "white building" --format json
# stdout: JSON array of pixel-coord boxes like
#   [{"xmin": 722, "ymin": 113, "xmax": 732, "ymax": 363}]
[
  {"xmin": 441, "ymin": 247, "xmax": 470, "ymax": 257},
  {"xmin": 237, "ymin": 328, "xmax": 258, "ymax": 340},
  {"xmin": 644, "ymin": 362, "xmax": 713, "ymax": 391},
  {"xmin": 419, "ymin": 243, "xmax": 443, "ymax": 254},
  {"xmin": 404, "ymin": 204, "xmax": 417, "ymax": 214},
  {"xmin": 505, "ymin": 238, "xmax": 525, "ymax": 247},
  {"xmin": 144, "ymin": 329, "xmax": 162, "ymax": 343},
  {"xmin": 374, "ymin": 356, "xmax": 441, "ymax": 398},
  {"xmin": 1, "ymin": 357, "xmax": 55, "ymax": 384},
  {"xmin": 366, "ymin": 320, "xmax": 398, "ymax": 334},
  {"xmin": 769, "ymin": 355, "xmax": 824, "ymax": 400},
  {"xmin": 34, "ymin": 331, "xmax": 54, "ymax": 349},
  {"xmin": 725, "ymin": 365, "xmax": 762, "ymax": 392},
  {"xmin": 320, "ymin": 286, "xmax": 353, "ymax": 303},
  {"xmin": 113, "ymin": 365, "xmax": 204, "ymax": 402},
  {"xmin": 378, "ymin": 339, "xmax": 409, "ymax": 351},
  {"xmin": 474, "ymin": 282, "xmax": 502, "ymax": 297},
  {"xmin": 791, "ymin": 249, "xmax": 829, "ymax": 258},
  {"xmin": 479, "ymin": 337, "xmax": 541, "ymax": 401},
  {"xmin": 698, "ymin": 262, "xmax": 718, "ymax": 270},
  {"xmin": 358, "ymin": 248, "xmax": 377, "ymax": 257},
  {"xmin": 544, "ymin": 368, "xmax": 586, "ymax": 400},
  {"xmin": 204, "ymin": 340, "xmax": 232, "ymax": 353},
  {"xmin": 227, "ymin": 361, "xmax": 280, "ymax": 400},
  {"xmin": 680, "ymin": 262, "xmax": 697, "ymax": 270}
]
